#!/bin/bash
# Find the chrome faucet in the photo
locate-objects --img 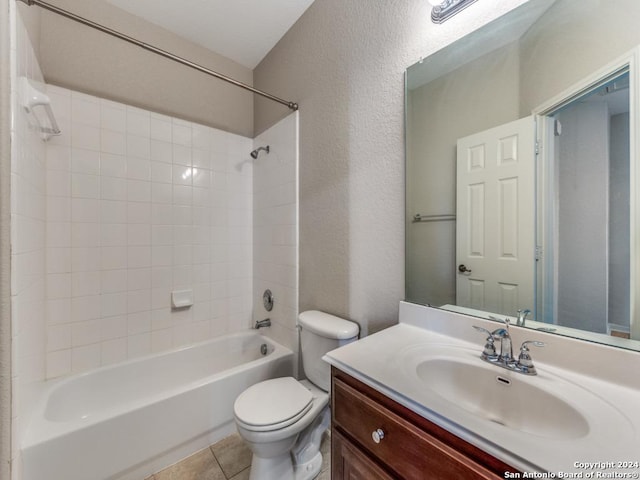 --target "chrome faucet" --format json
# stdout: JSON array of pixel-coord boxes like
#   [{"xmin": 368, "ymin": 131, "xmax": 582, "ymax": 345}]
[
  {"xmin": 473, "ymin": 318, "xmax": 545, "ymax": 375},
  {"xmin": 491, "ymin": 318, "xmax": 514, "ymax": 363},
  {"xmin": 516, "ymin": 309, "xmax": 531, "ymax": 327},
  {"xmin": 254, "ymin": 318, "xmax": 271, "ymax": 329}
]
